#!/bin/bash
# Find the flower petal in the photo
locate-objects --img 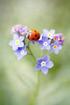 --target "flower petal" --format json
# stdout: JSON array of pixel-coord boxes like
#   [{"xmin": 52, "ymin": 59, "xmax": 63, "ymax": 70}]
[
  {"xmin": 41, "ymin": 67, "xmax": 48, "ymax": 74},
  {"xmin": 13, "ymin": 34, "xmax": 19, "ymax": 40},
  {"xmin": 20, "ymin": 36, "xmax": 24, "ymax": 41},
  {"xmin": 50, "ymin": 29, "xmax": 55, "ymax": 34},
  {"xmin": 35, "ymin": 64, "xmax": 41, "ymax": 70},
  {"xmin": 47, "ymin": 61, "xmax": 54, "ymax": 68},
  {"xmin": 43, "ymin": 29, "xmax": 48, "ymax": 35},
  {"xmin": 9, "ymin": 40, "xmax": 13, "ymax": 46},
  {"xmin": 43, "ymin": 56, "xmax": 50, "ymax": 62},
  {"xmin": 19, "ymin": 42, "xmax": 24, "ymax": 47},
  {"xmin": 12, "ymin": 45, "xmax": 18, "ymax": 51}
]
